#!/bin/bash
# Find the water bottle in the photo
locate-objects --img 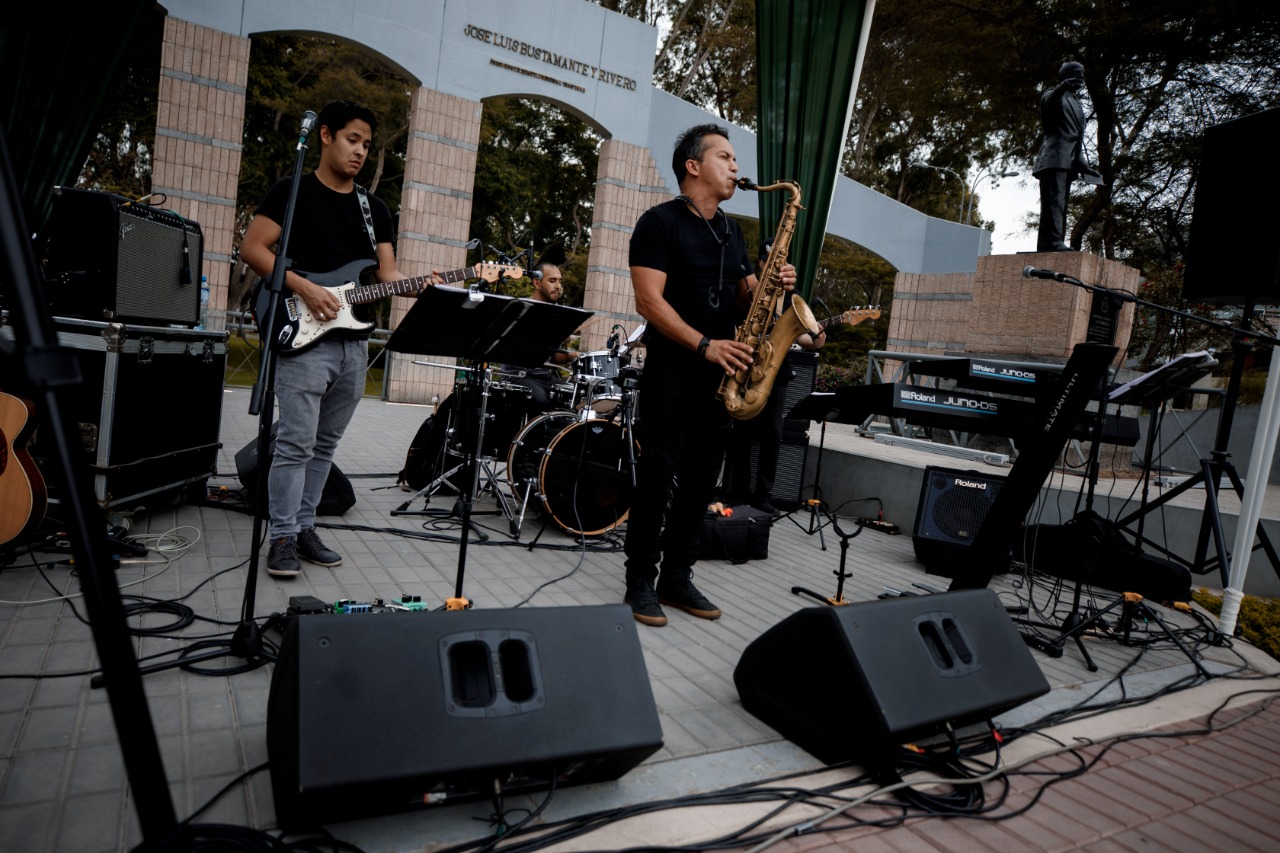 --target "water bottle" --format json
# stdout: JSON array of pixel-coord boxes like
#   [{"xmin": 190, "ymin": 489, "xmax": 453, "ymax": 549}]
[{"xmin": 196, "ymin": 275, "xmax": 209, "ymax": 330}]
